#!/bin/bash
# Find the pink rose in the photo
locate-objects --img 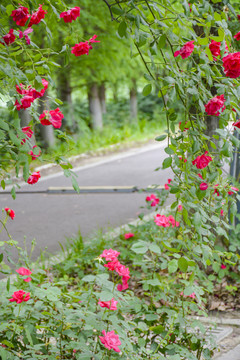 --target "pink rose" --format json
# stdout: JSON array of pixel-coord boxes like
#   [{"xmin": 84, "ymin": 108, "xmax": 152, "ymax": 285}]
[
  {"xmin": 19, "ymin": 27, "xmax": 33, "ymax": 45},
  {"xmin": 146, "ymin": 194, "xmax": 159, "ymax": 207},
  {"xmin": 204, "ymin": 95, "xmax": 226, "ymax": 116},
  {"xmin": 39, "ymin": 108, "xmax": 64, "ymax": 129},
  {"xmin": 28, "ymin": 5, "xmax": 47, "ymax": 27},
  {"xmin": 220, "ymin": 209, "xmax": 224, "ymax": 216},
  {"xmin": 27, "ymin": 171, "xmax": 41, "ymax": 185},
  {"xmin": 9, "ymin": 290, "xmax": 30, "ymax": 304},
  {"xmin": 199, "ymin": 182, "xmax": 208, "ymax": 191},
  {"xmin": 154, "ymin": 214, "xmax": 170, "ymax": 227},
  {"xmin": 60, "ymin": 7, "xmax": 80, "ymax": 23},
  {"xmin": 164, "ymin": 178, "xmax": 172, "ymax": 190},
  {"xmin": 16, "ymin": 267, "xmax": 32, "ymax": 282},
  {"xmin": 100, "ymin": 249, "xmax": 120, "ymax": 261},
  {"xmin": 178, "ymin": 205, "xmax": 183, "ymax": 211},
  {"xmin": 104, "ymin": 259, "xmax": 120, "ymax": 271},
  {"xmin": 4, "ymin": 208, "xmax": 15, "ymax": 220},
  {"xmin": 192, "ymin": 151, "xmax": 212, "ymax": 169},
  {"xmin": 222, "ymin": 52, "xmax": 240, "ymax": 78},
  {"xmin": 228, "ymin": 186, "xmax": 239, "ymax": 195},
  {"xmin": 124, "ymin": 233, "xmax": 134, "ymax": 239},
  {"xmin": 174, "ymin": 40, "xmax": 194, "ymax": 59},
  {"xmin": 99, "ymin": 330, "xmax": 121, "ymax": 353},
  {"xmin": 11, "ymin": 6, "xmax": 30, "ymax": 26},
  {"xmin": 98, "ymin": 298, "xmax": 118, "ymax": 310}
]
